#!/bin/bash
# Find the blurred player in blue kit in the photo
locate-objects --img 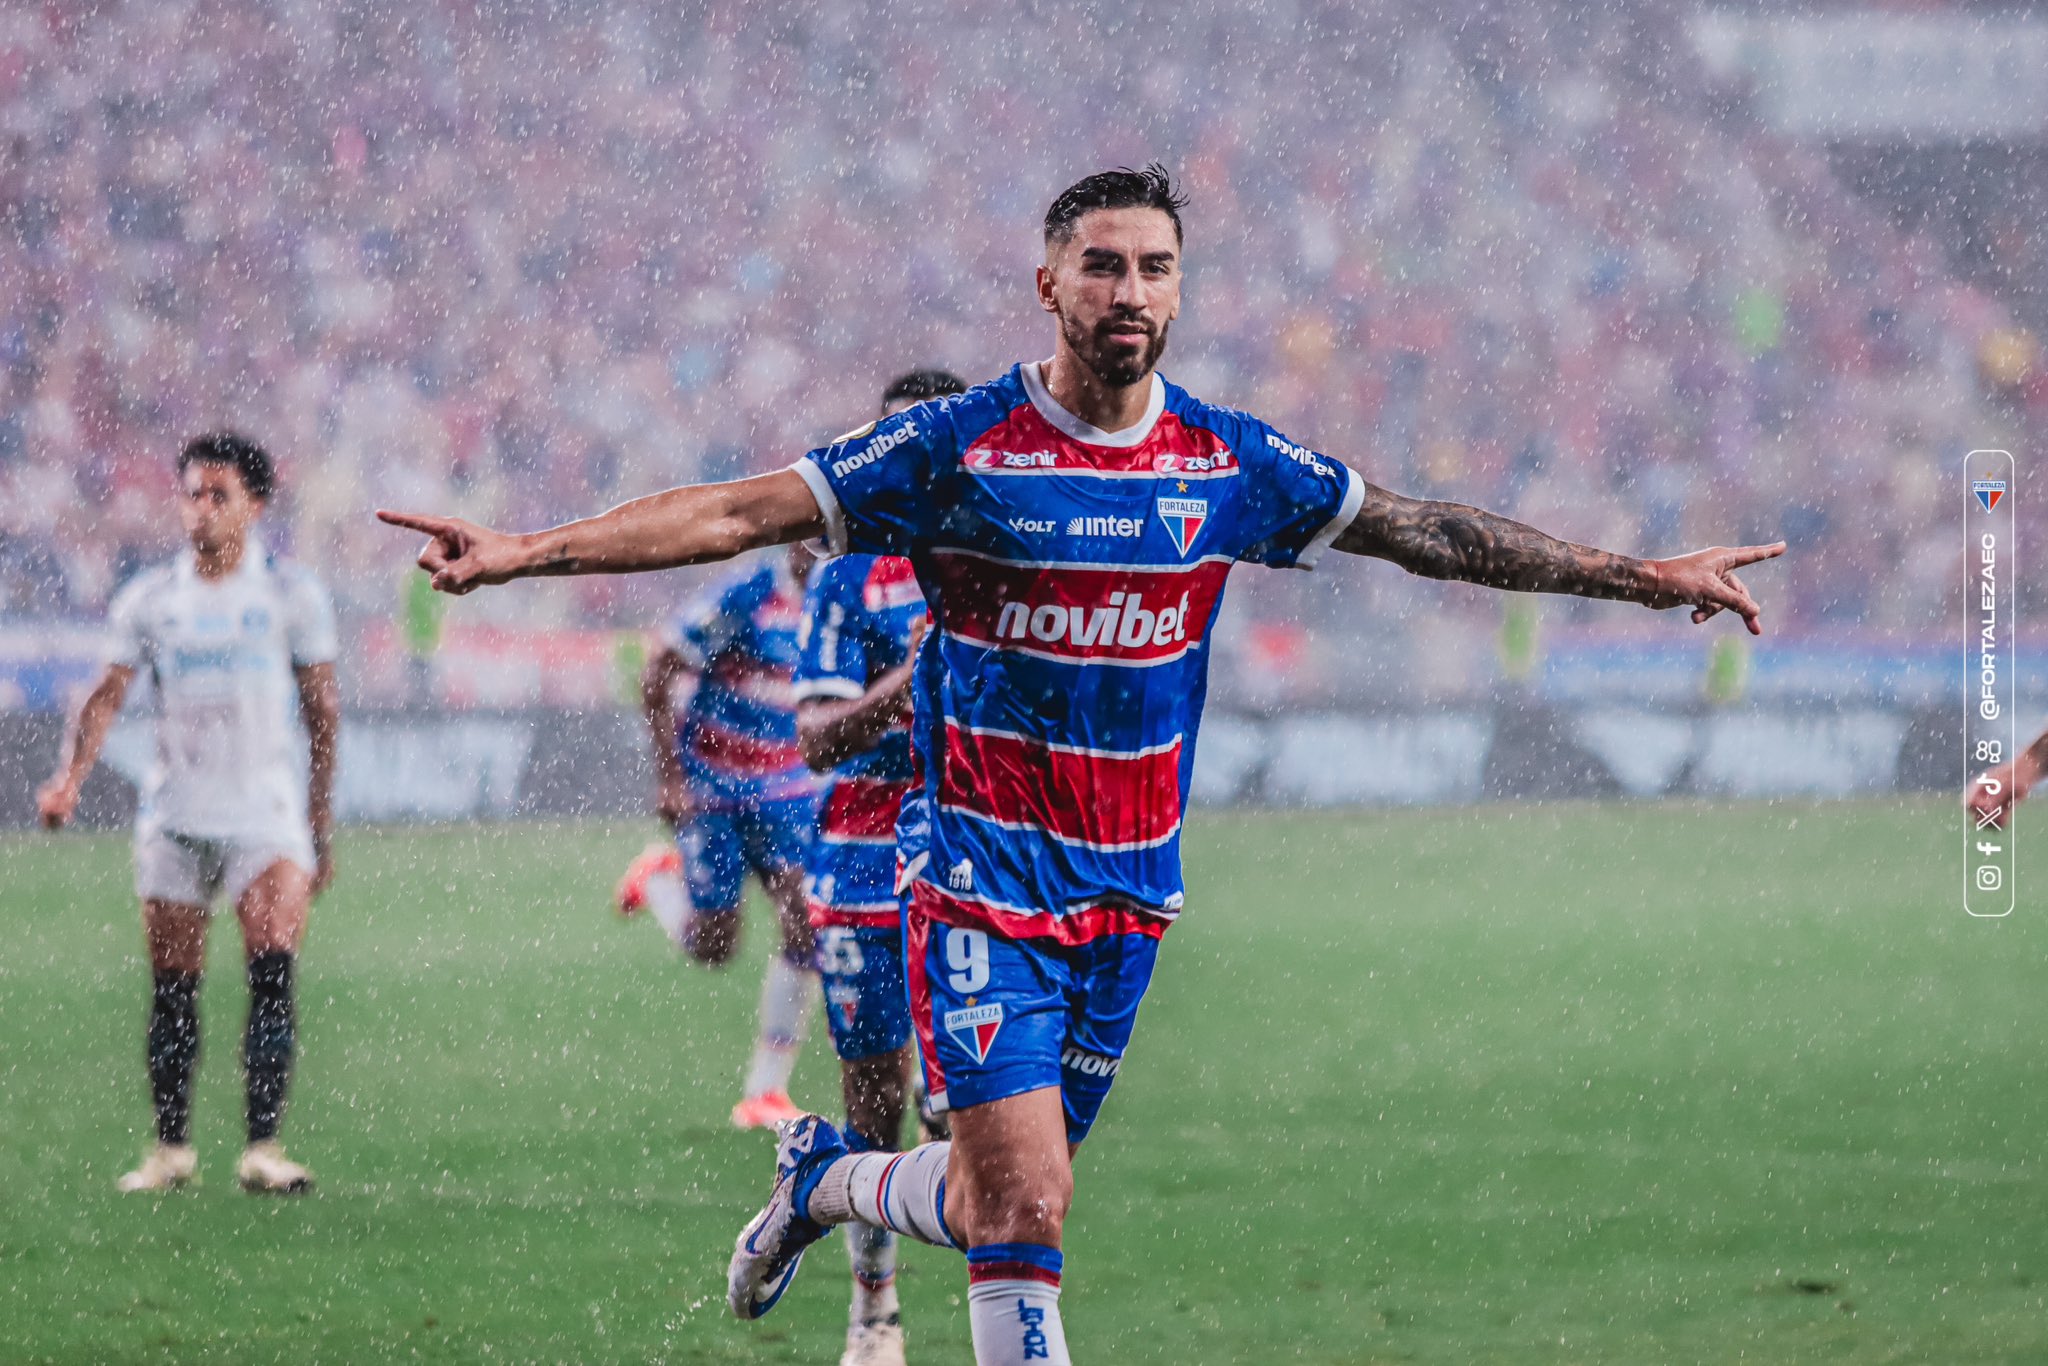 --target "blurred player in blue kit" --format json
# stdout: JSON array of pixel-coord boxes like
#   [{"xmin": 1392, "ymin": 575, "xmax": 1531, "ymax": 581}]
[
  {"xmin": 793, "ymin": 369, "xmax": 966, "ymax": 1366},
  {"xmin": 384, "ymin": 165, "xmax": 1785, "ymax": 1365},
  {"xmin": 625, "ymin": 542, "xmax": 824, "ymax": 1130}
]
